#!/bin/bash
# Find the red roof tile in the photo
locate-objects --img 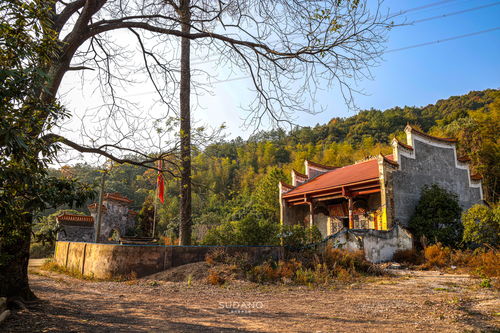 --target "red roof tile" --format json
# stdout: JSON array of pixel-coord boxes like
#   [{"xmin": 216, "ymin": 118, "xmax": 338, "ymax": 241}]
[
  {"xmin": 104, "ymin": 193, "xmax": 133, "ymax": 204},
  {"xmin": 383, "ymin": 154, "xmax": 398, "ymax": 167},
  {"xmin": 279, "ymin": 181, "xmax": 294, "ymax": 190},
  {"xmin": 306, "ymin": 160, "xmax": 338, "ymax": 170},
  {"xmin": 393, "ymin": 138, "xmax": 414, "ymax": 150},
  {"xmin": 283, "ymin": 158, "xmax": 381, "ymax": 198},
  {"xmin": 57, "ymin": 214, "xmax": 94, "ymax": 224},
  {"xmin": 292, "ymin": 169, "xmax": 307, "ymax": 179},
  {"xmin": 407, "ymin": 125, "xmax": 457, "ymax": 143},
  {"xmin": 87, "ymin": 203, "xmax": 107, "ymax": 211},
  {"xmin": 470, "ymin": 174, "xmax": 483, "ymax": 181}
]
